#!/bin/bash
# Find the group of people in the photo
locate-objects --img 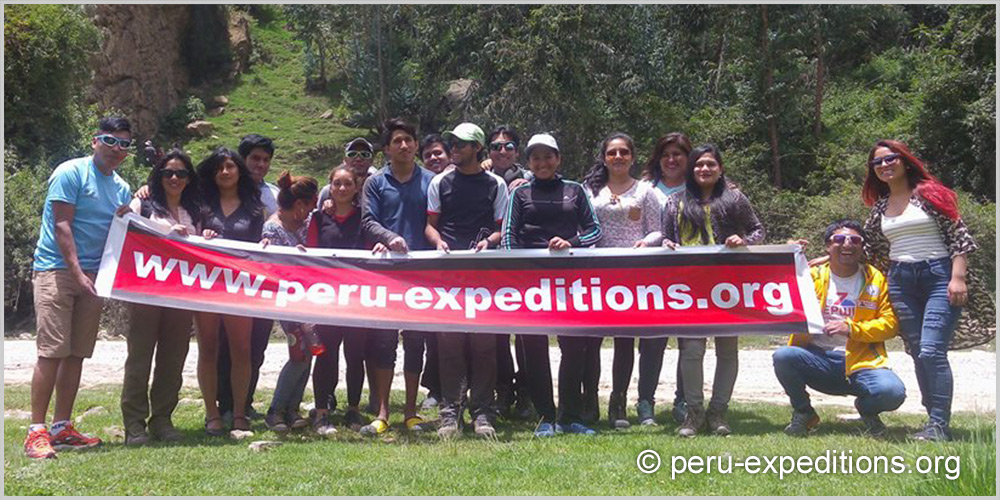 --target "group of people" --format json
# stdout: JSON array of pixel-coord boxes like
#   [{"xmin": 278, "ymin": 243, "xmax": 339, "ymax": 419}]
[{"xmin": 23, "ymin": 115, "xmax": 991, "ymax": 460}]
